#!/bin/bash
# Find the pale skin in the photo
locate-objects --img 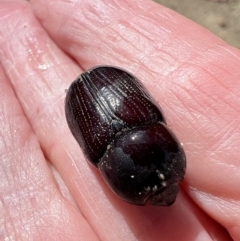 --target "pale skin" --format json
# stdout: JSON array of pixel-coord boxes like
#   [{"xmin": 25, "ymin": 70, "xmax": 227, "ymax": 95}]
[{"xmin": 0, "ymin": 0, "xmax": 239, "ymax": 240}]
